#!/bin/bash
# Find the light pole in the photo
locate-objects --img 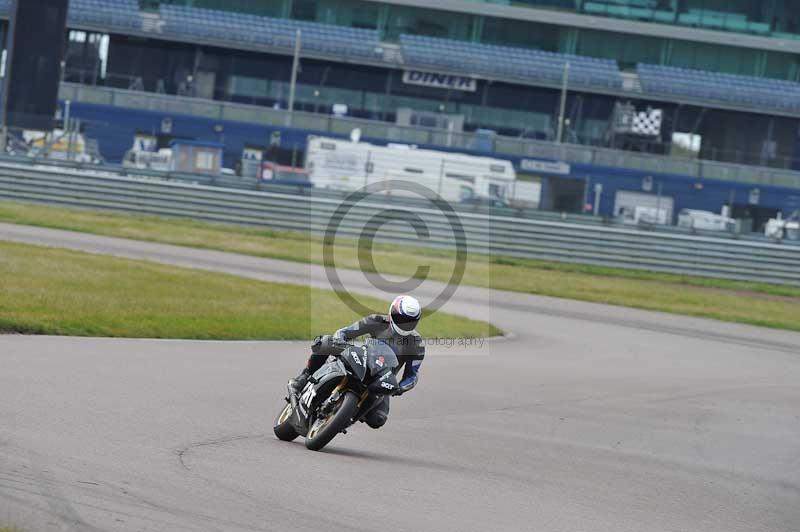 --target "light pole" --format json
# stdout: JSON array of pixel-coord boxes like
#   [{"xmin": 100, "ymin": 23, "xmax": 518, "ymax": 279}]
[
  {"xmin": 286, "ymin": 29, "xmax": 302, "ymax": 126},
  {"xmin": 556, "ymin": 62, "xmax": 570, "ymax": 144}
]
